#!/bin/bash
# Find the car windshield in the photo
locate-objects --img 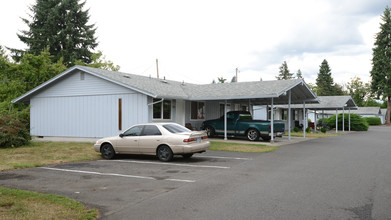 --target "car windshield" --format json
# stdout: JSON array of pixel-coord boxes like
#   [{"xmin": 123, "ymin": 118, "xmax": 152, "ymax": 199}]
[{"xmin": 163, "ymin": 124, "xmax": 191, "ymax": 133}]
